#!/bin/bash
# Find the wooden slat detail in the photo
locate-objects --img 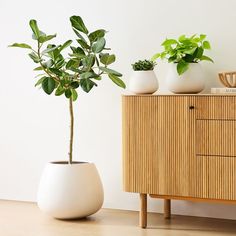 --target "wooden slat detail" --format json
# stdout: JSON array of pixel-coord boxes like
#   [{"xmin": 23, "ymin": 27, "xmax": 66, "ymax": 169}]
[
  {"xmin": 122, "ymin": 96, "xmax": 159, "ymax": 193},
  {"xmin": 207, "ymin": 156, "xmax": 236, "ymax": 200},
  {"xmin": 122, "ymin": 95, "xmax": 236, "ymax": 201},
  {"xmin": 157, "ymin": 96, "xmax": 190, "ymax": 196},
  {"xmin": 196, "ymin": 120, "xmax": 236, "ymax": 156},
  {"xmin": 195, "ymin": 96, "xmax": 236, "ymax": 119}
]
